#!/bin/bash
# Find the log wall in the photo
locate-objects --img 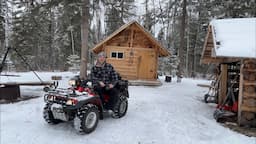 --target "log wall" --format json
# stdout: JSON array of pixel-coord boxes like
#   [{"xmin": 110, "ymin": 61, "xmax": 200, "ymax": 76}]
[
  {"xmin": 106, "ymin": 46, "xmax": 156, "ymax": 80},
  {"xmin": 238, "ymin": 59, "xmax": 256, "ymax": 127}
]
